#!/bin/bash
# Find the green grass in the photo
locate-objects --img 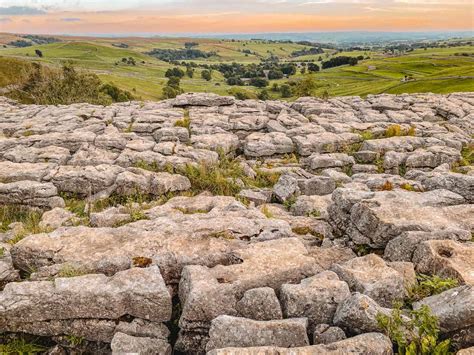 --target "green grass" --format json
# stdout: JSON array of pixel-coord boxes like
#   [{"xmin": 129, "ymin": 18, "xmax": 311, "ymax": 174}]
[
  {"xmin": 407, "ymin": 274, "xmax": 459, "ymax": 303},
  {"xmin": 377, "ymin": 304, "xmax": 450, "ymax": 355},
  {"xmin": 0, "ymin": 338, "xmax": 46, "ymax": 354},
  {"xmin": 0, "ymin": 36, "xmax": 473, "ymax": 101},
  {"xmin": 0, "ymin": 206, "xmax": 51, "ymax": 245},
  {"xmin": 0, "ymin": 57, "xmax": 31, "ymax": 87}
]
